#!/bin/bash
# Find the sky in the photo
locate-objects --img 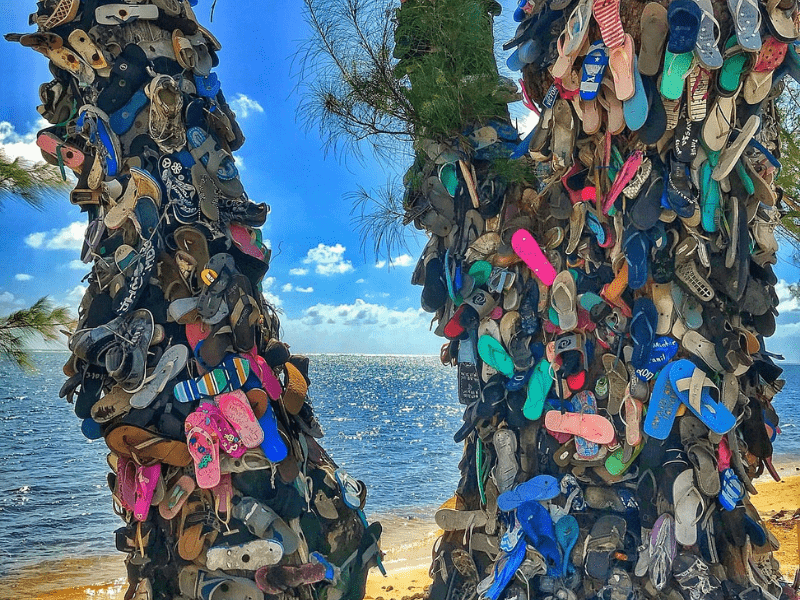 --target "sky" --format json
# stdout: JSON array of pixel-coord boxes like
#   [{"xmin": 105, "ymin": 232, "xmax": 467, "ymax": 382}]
[{"xmin": 1, "ymin": 2, "xmax": 800, "ymax": 359}]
